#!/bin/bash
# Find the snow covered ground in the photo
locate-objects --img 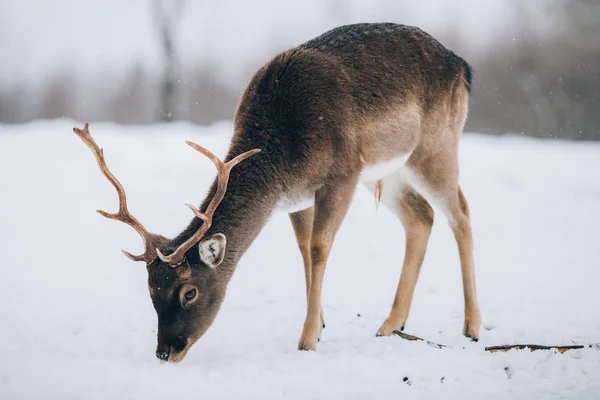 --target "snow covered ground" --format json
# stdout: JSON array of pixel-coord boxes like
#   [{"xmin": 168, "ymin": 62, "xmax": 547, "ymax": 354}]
[{"xmin": 1, "ymin": 120, "xmax": 599, "ymax": 399}]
